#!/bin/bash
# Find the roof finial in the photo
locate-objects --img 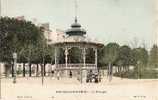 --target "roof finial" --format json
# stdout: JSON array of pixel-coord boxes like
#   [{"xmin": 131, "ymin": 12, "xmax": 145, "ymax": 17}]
[
  {"xmin": 75, "ymin": 16, "xmax": 77, "ymax": 23},
  {"xmin": 75, "ymin": 0, "xmax": 78, "ymax": 23}
]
